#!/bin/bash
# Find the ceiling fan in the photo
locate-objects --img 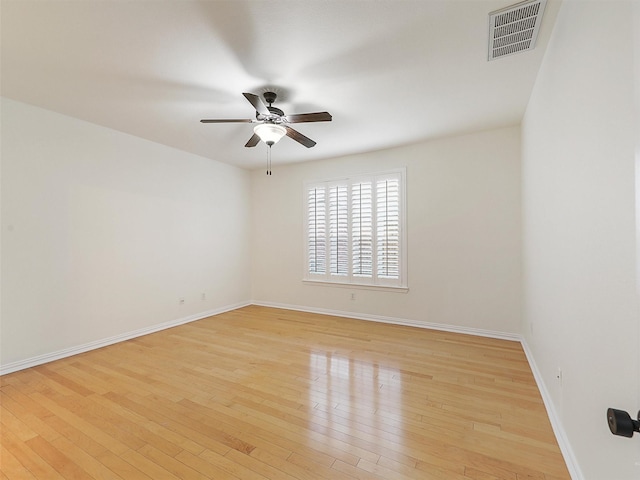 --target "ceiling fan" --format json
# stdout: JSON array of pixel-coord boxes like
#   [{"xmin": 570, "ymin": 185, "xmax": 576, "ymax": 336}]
[{"xmin": 200, "ymin": 92, "xmax": 332, "ymax": 148}]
